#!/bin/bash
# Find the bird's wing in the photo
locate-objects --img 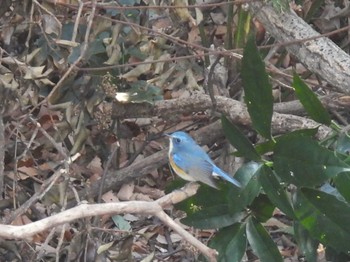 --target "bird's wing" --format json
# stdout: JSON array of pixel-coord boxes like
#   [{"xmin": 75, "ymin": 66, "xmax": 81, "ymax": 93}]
[
  {"xmin": 172, "ymin": 152, "xmax": 218, "ymax": 189},
  {"xmin": 188, "ymin": 144, "xmax": 241, "ymax": 188}
]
